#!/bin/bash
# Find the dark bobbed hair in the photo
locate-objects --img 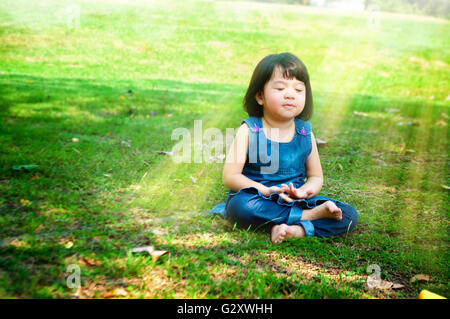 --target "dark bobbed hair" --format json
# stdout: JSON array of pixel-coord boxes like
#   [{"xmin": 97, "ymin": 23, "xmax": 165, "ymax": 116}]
[{"xmin": 243, "ymin": 52, "xmax": 313, "ymax": 121}]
